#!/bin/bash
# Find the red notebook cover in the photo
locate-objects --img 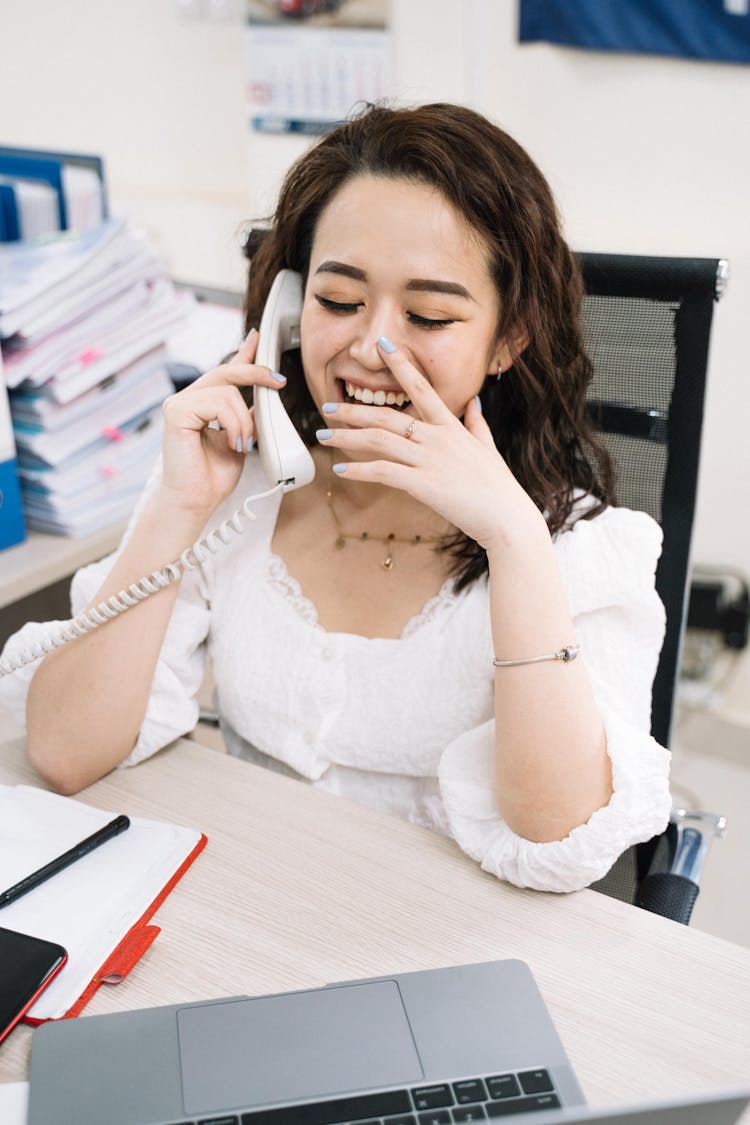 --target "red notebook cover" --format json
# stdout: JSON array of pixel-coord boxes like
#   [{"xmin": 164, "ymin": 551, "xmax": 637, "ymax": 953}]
[{"xmin": 25, "ymin": 832, "xmax": 208, "ymax": 1024}]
